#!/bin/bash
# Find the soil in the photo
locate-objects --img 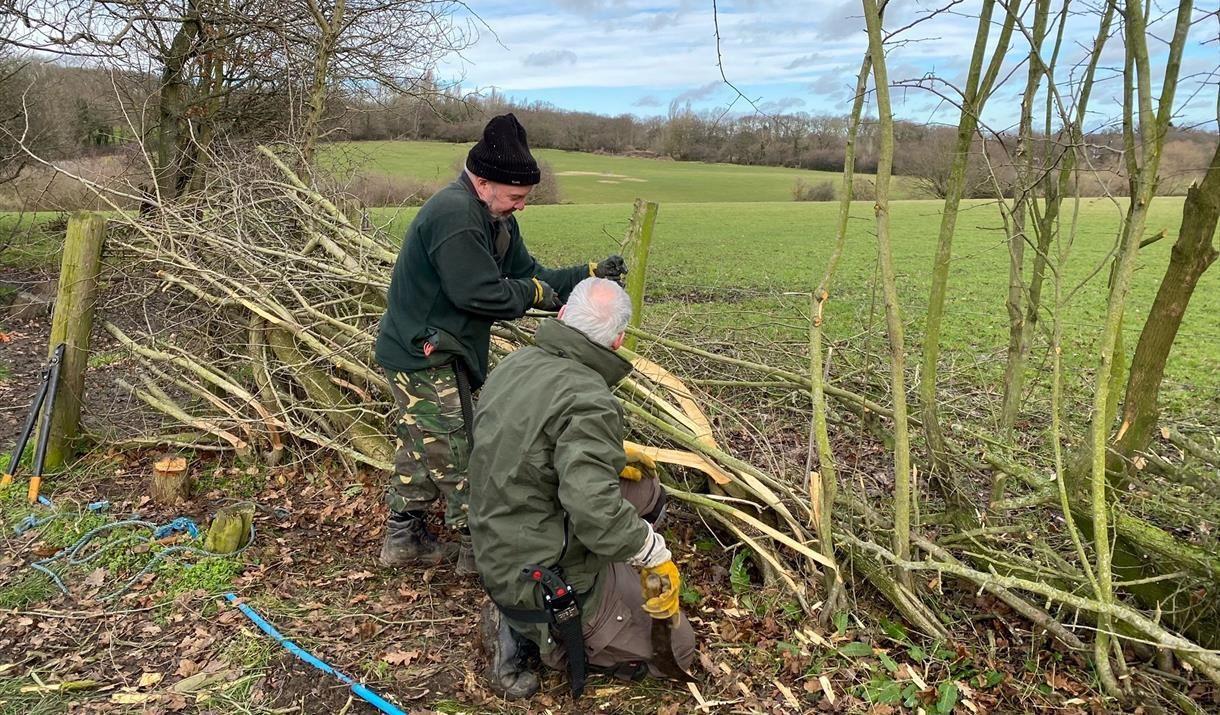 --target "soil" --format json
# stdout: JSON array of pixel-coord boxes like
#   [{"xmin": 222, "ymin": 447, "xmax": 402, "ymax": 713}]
[
  {"xmin": 1, "ymin": 258, "xmax": 1192, "ymax": 715},
  {"xmin": 1, "ymin": 264, "xmax": 181, "ymax": 453}
]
